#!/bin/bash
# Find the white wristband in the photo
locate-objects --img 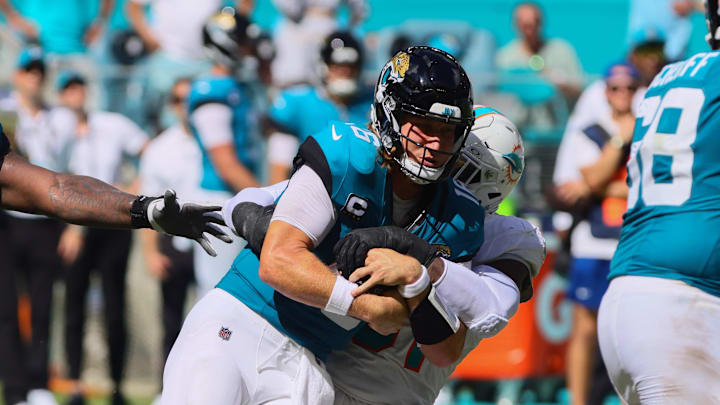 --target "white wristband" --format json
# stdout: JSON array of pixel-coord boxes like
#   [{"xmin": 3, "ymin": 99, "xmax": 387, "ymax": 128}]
[
  {"xmin": 324, "ymin": 275, "xmax": 357, "ymax": 316},
  {"xmin": 398, "ymin": 265, "xmax": 430, "ymax": 298}
]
